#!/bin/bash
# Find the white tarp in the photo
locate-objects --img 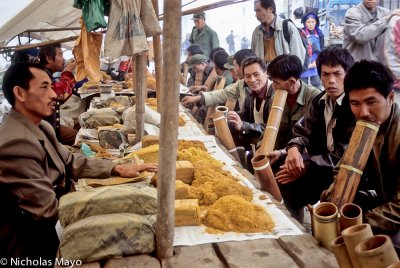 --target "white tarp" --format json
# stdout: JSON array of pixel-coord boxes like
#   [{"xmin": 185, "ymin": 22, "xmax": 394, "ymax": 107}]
[{"xmin": 0, "ymin": 0, "xmax": 81, "ymax": 47}]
